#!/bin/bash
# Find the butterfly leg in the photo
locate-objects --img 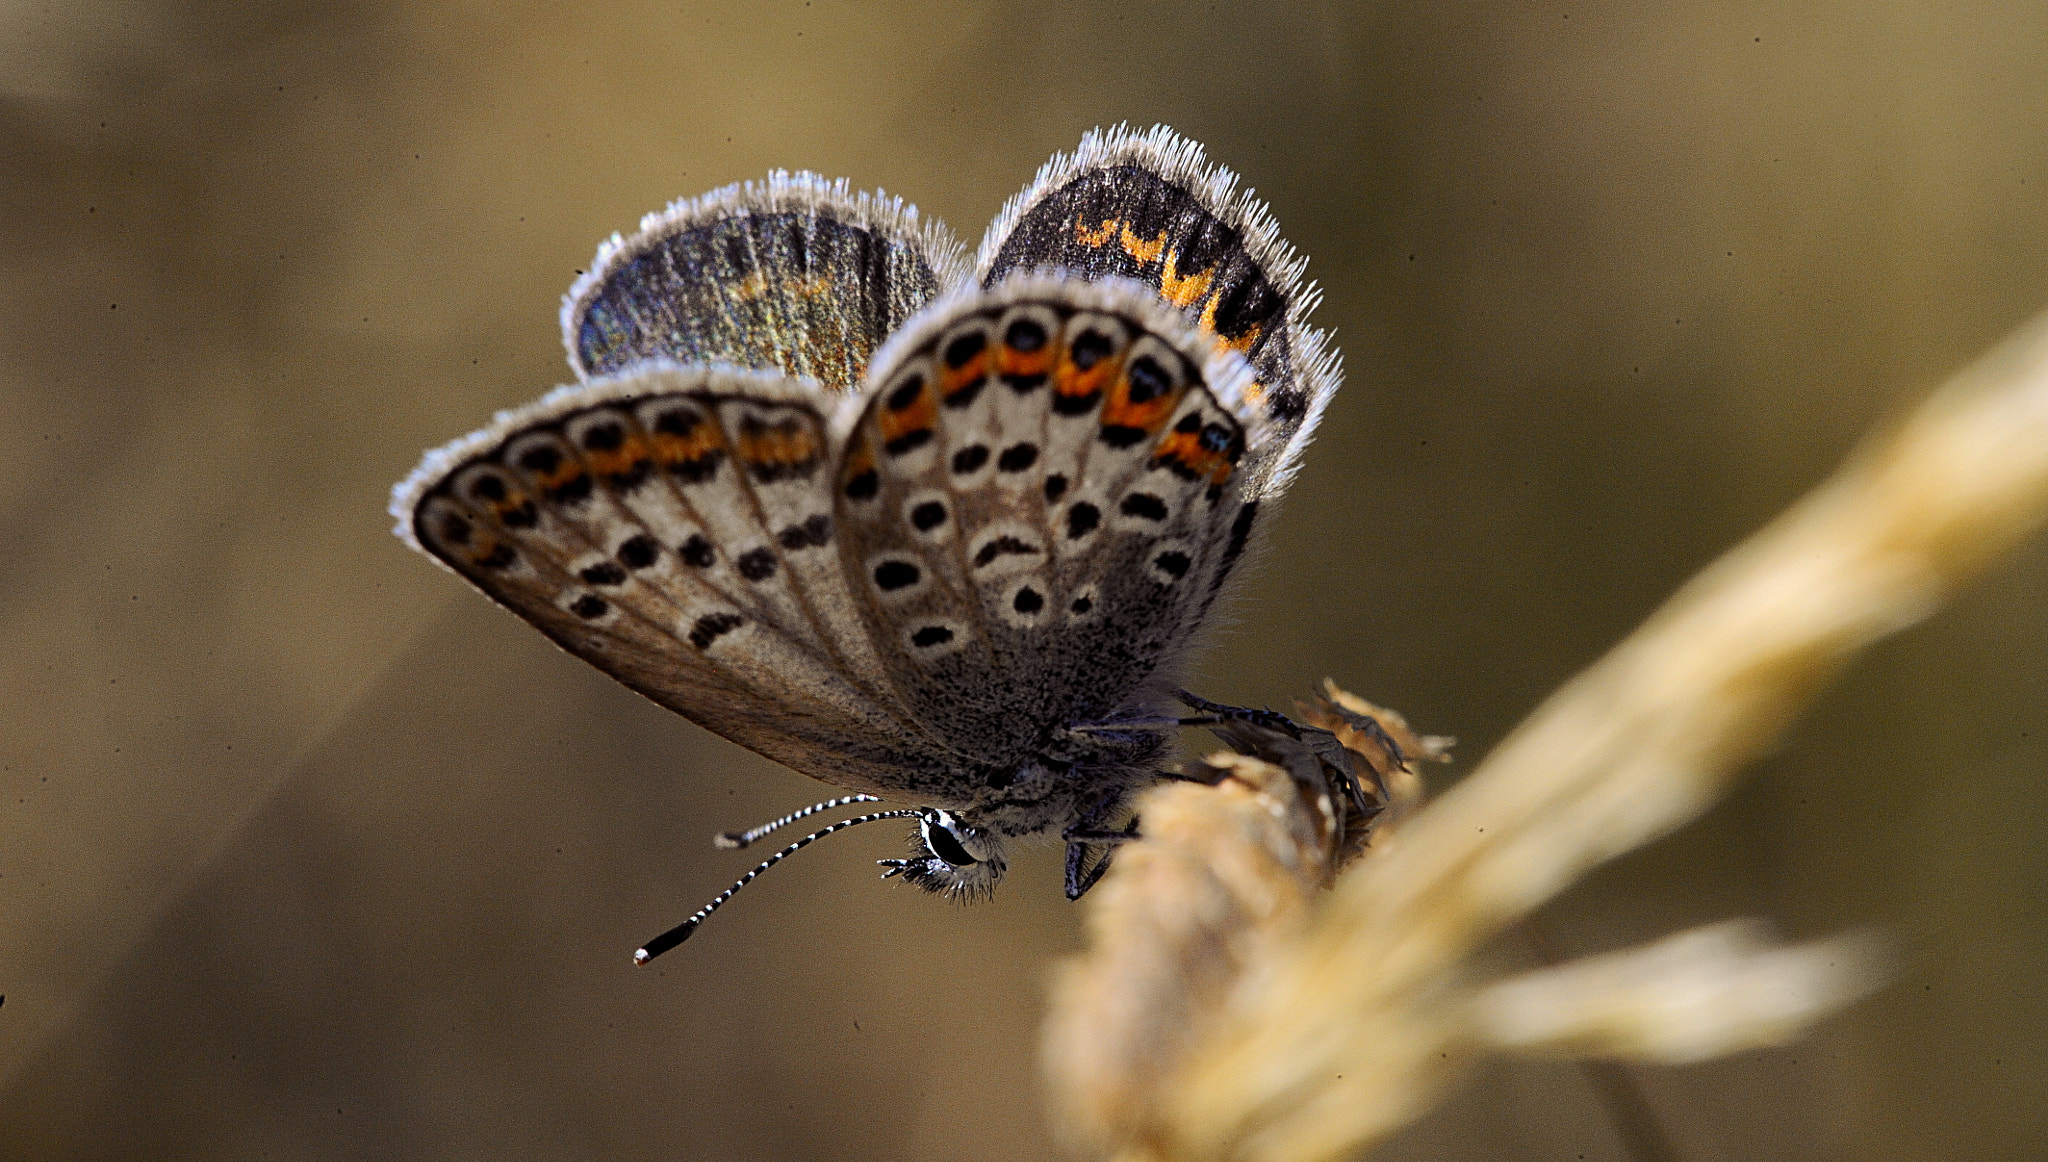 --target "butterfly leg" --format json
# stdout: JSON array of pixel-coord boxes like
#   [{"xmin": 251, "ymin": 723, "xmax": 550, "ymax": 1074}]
[
  {"xmin": 1175, "ymin": 689, "xmax": 1307, "ymax": 738},
  {"xmin": 1062, "ymin": 836, "xmax": 1125, "ymax": 900},
  {"xmin": 1176, "ymin": 689, "xmax": 1396, "ymax": 818},
  {"xmin": 1065, "ymin": 714, "xmax": 1223, "ymax": 736},
  {"xmin": 1061, "ymin": 794, "xmax": 1142, "ymax": 900}
]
